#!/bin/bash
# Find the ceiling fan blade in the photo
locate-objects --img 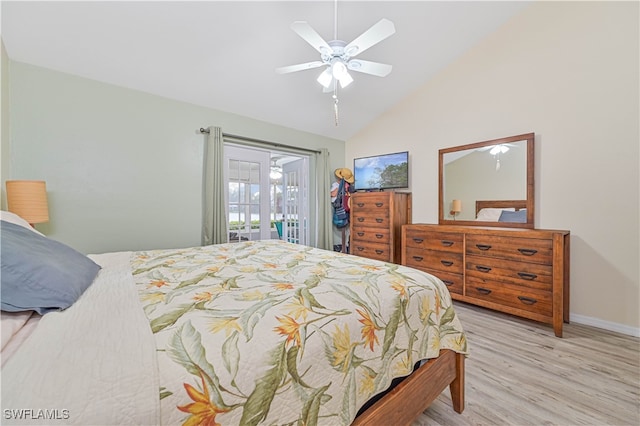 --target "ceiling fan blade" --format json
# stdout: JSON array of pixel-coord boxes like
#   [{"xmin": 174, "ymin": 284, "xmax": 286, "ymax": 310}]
[
  {"xmin": 276, "ymin": 61, "xmax": 325, "ymax": 74},
  {"xmin": 347, "ymin": 60, "xmax": 392, "ymax": 77},
  {"xmin": 291, "ymin": 21, "xmax": 332, "ymax": 55},
  {"xmin": 344, "ymin": 18, "xmax": 395, "ymax": 57}
]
